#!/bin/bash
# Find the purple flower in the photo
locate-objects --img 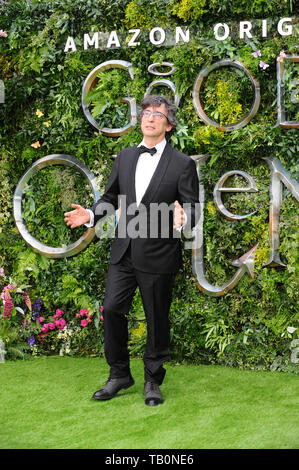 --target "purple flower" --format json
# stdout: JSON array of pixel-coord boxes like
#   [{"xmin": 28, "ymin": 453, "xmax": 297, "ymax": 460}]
[
  {"xmin": 28, "ymin": 334, "xmax": 35, "ymax": 346},
  {"xmin": 32, "ymin": 298, "xmax": 42, "ymax": 320},
  {"xmin": 252, "ymin": 50, "xmax": 261, "ymax": 58},
  {"xmin": 259, "ymin": 61, "xmax": 269, "ymax": 70}
]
